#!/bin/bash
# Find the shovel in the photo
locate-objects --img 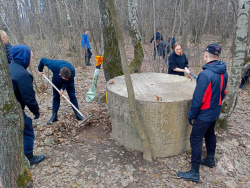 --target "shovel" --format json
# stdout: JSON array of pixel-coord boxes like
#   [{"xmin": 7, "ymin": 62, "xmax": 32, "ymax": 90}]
[{"xmin": 42, "ymin": 74, "xmax": 92, "ymax": 125}]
